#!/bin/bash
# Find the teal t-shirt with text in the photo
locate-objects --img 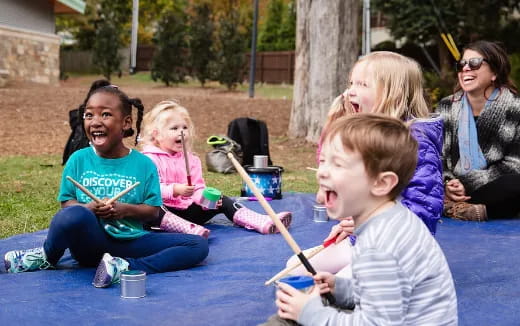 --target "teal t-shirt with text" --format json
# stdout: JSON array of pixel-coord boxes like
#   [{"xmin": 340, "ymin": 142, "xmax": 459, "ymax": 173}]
[{"xmin": 58, "ymin": 147, "xmax": 162, "ymax": 239}]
